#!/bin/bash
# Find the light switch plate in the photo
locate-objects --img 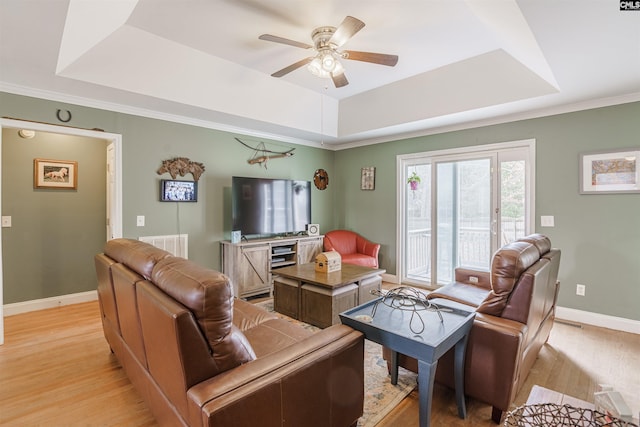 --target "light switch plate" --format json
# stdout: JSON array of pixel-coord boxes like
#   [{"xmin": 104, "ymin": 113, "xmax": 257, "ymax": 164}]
[
  {"xmin": 540, "ymin": 215, "xmax": 555, "ymax": 227},
  {"xmin": 1, "ymin": 216, "xmax": 11, "ymax": 227},
  {"xmin": 136, "ymin": 215, "xmax": 145, "ymax": 227}
]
